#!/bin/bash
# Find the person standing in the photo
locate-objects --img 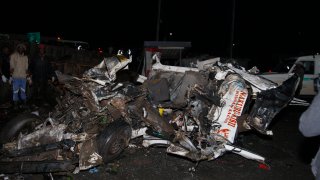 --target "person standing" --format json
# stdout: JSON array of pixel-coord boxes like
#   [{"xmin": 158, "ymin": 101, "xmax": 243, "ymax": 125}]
[
  {"xmin": 0, "ymin": 45, "xmax": 12, "ymax": 105},
  {"xmin": 293, "ymin": 61, "xmax": 305, "ymax": 96},
  {"xmin": 29, "ymin": 46, "xmax": 55, "ymax": 105},
  {"xmin": 10, "ymin": 43, "xmax": 29, "ymax": 108},
  {"xmin": 0, "ymin": 46, "xmax": 11, "ymax": 81},
  {"xmin": 299, "ymin": 93, "xmax": 320, "ymax": 179}
]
